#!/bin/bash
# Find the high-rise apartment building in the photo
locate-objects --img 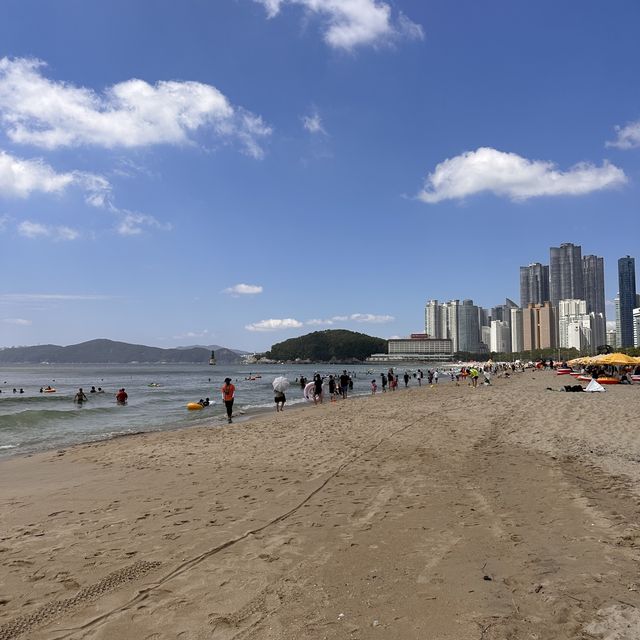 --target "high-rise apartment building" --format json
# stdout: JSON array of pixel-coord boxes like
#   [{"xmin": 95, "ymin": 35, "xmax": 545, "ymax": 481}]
[
  {"xmin": 606, "ymin": 329, "xmax": 617, "ymax": 349},
  {"xmin": 557, "ymin": 299, "xmax": 599, "ymax": 352},
  {"xmin": 633, "ymin": 307, "xmax": 640, "ymax": 348},
  {"xmin": 520, "ymin": 263, "xmax": 550, "ymax": 308},
  {"xmin": 424, "ymin": 298, "xmax": 485, "ymax": 354},
  {"xmin": 510, "ymin": 307, "xmax": 524, "ymax": 353},
  {"xmin": 523, "ymin": 302, "xmax": 557, "ymax": 350},
  {"xmin": 549, "ymin": 243, "xmax": 584, "ymax": 308},
  {"xmin": 582, "ymin": 255, "xmax": 606, "ymax": 317},
  {"xmin": 490, "ymin": 320, "xmax": 511, "ymax": 353},
  {"xmin": 618, "ymin": 256, "xmax": 637, "ymax": 347},
  {"xmin": 424, "ymin": 300, "xmax": 441, "ymax": 338}
]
